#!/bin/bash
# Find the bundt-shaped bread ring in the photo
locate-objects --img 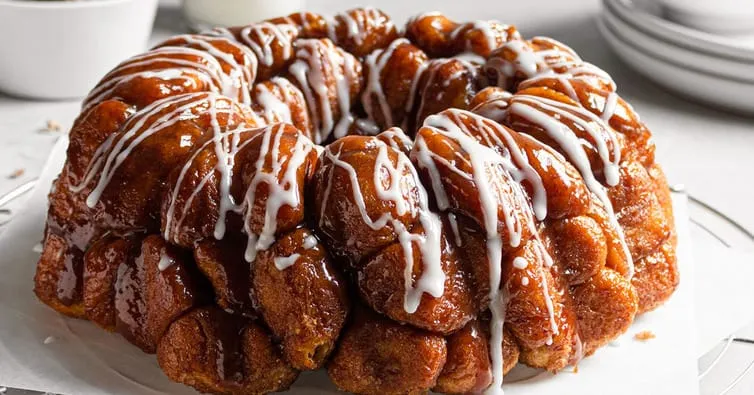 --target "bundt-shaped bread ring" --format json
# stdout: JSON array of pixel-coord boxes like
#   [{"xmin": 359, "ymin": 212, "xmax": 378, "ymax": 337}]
[{"xmin": 34, "ymin": 8, "xmax": 678, "ymax": 395}]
